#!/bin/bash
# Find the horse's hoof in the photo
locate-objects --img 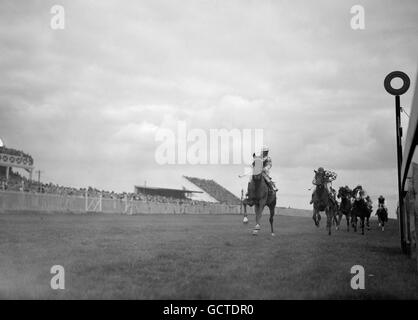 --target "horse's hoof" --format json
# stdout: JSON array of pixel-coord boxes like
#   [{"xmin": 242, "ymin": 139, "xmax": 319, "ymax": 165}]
[
  {"xmin": 254, "ymin": 224, "xmax": 260, "ymax": 230},
  {"xmin": 243, "ymin": 217, "xmax": 249, "ymax": 224},
  {"xmin": 271, "ymin": 233, "xmax": 275, "ymax": 237}
]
